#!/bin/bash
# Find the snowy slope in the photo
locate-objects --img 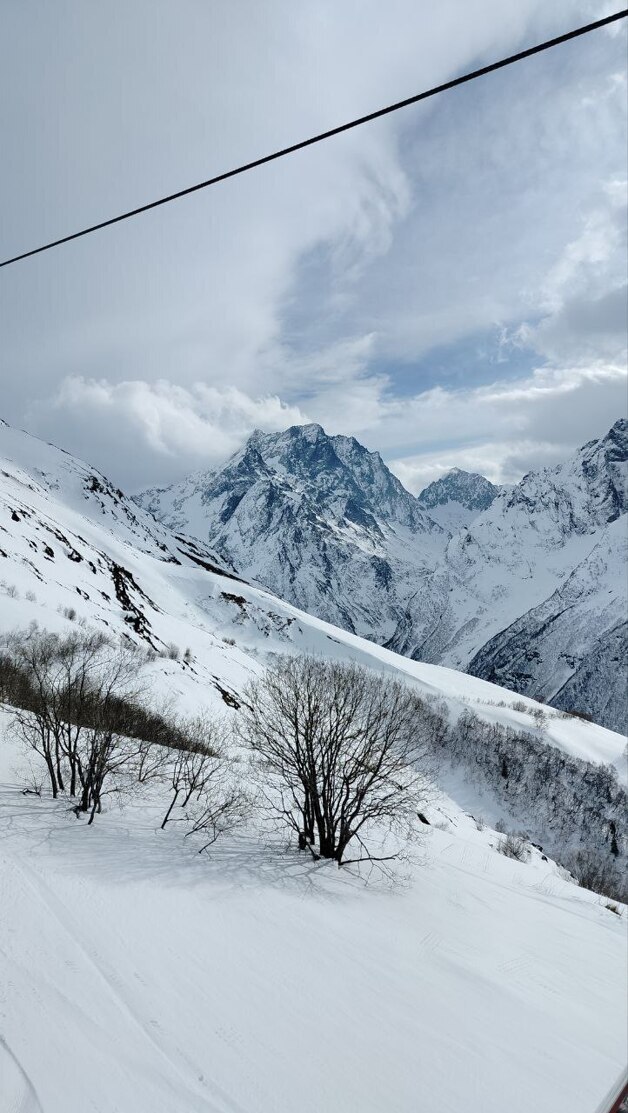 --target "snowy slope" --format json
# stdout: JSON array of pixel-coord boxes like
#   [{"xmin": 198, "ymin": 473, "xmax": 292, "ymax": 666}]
[
  {"xmin": 0, "ymin": 716, "xmax": 626, "ymax": 1113},
  {"xmin": 467, "ymin": 516, "xmax": 627, "ymax": 728},
  {"xmin": 1, "ymin": 417, "xmax": 624, "ymax": 776},
  {"xmin": 137, "ymin": 419, "xmax": 628, "ymax": 730},
  {"xmin": 0, "ymin": 419, "xmax": 627, "ymax": 1113}
]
